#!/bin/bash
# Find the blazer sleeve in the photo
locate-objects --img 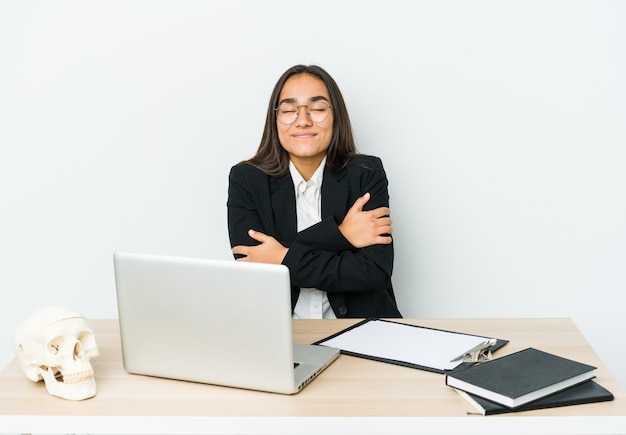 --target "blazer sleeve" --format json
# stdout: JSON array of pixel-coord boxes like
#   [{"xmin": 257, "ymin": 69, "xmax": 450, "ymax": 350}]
[
  {"xmin": 283, "ymin": 156, "xmax": 394, "ymax": 294},
  {"xmin": 227, "ymin": 163, "xmax": 271, "ymax": 252}
]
